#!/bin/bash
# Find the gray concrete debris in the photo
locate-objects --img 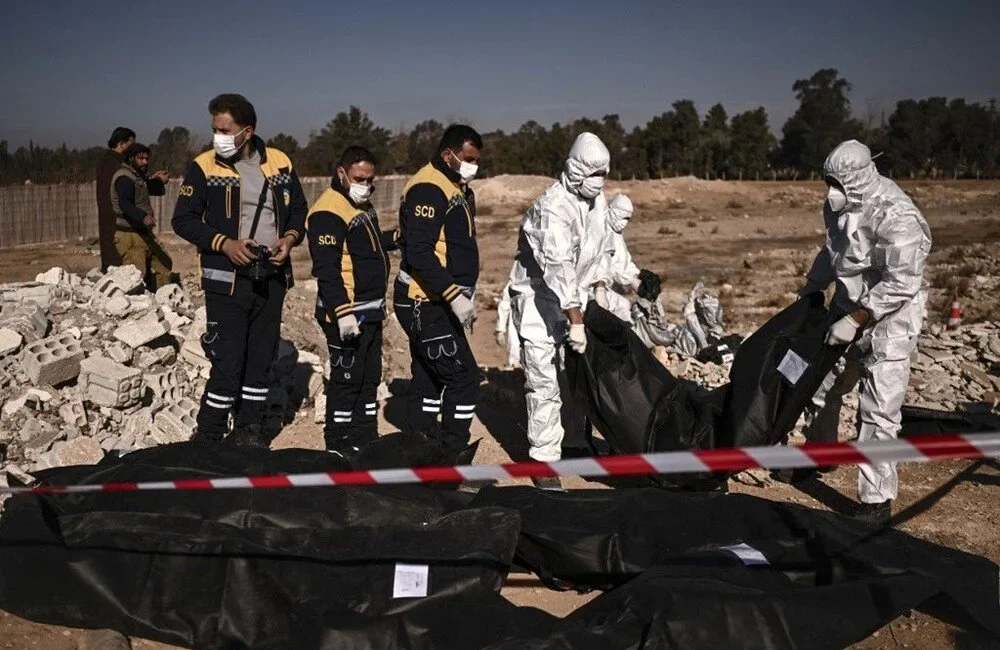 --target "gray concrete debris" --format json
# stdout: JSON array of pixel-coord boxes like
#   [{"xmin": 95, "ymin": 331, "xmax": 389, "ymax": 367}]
[
  {"xmin": 96, "ymin": 265, "xmax": 145, "ymax": 296},
  {"xmin": 0, "ymin": 302, "xmax": 49, "ymax": 341},
  {"xmin": 79, "ymin": 356, "xmax": 143, "ymax": 408},
  {"xmin": 21, "ymin": 334, "xmax": 85, "ymax": 386},
  {"xmin": 112, "ymin": 309, "xmax": 170, "ymax": 349},
  {"xmin": 35, "ymin": 267, "xmax": 67, "ymax": 285},
  {"xmin": 53, "ymin": 436, "xmax": 104, "ymax": 467},
  {"xmin": 0, "ymin": 327, "xmax": 25, "ymax": 358},
  {"xmin": 150, "ymin": 398, "xmax": 199, "ymax": 444}
]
